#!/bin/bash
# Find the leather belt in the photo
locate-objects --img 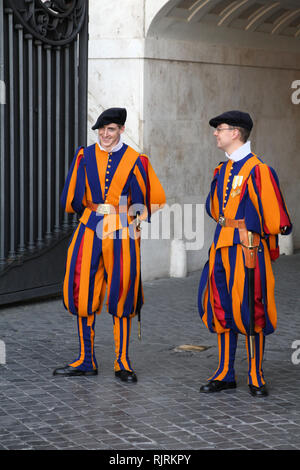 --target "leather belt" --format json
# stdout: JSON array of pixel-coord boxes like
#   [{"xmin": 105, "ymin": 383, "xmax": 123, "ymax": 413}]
[
  {"xmin": 86, "ymin": 201, "xmax": 128, "ymax": 215},
  {"xmin": 219, "ymin": 216, "xmax": 260, "ymax": 269},
  {"xmin": 218, "ymin": 216, "xmax": 246, "ymax": 229}
]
